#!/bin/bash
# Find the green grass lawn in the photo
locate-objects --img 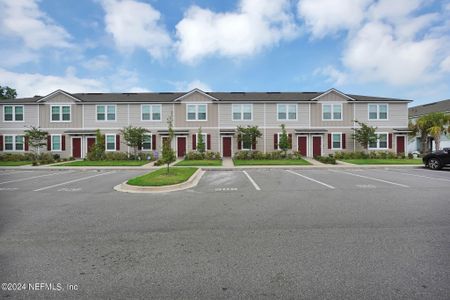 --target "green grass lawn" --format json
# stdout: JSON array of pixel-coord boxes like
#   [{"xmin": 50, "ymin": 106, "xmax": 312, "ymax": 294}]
[
  {"xmin": 175, "ymin": 159, "xmax": 222, "ymax": 166},
  {"xmin": 233, "ymin": 159, "xmax": 311, "ymax": 166},
  {"xmin": 57, "ymin": 160, "xmax": 151, "ymax": 166},
  {"xmin": 0, "ymin": 161, "xmax": 32, "ymax": 166},
  {"xmin": 127, "ymin": 167, "xmax": 198, "ymax": 186},
  {"xmin": 342, "ymin": 159, "xmax": 422, "ymax": 165}
]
